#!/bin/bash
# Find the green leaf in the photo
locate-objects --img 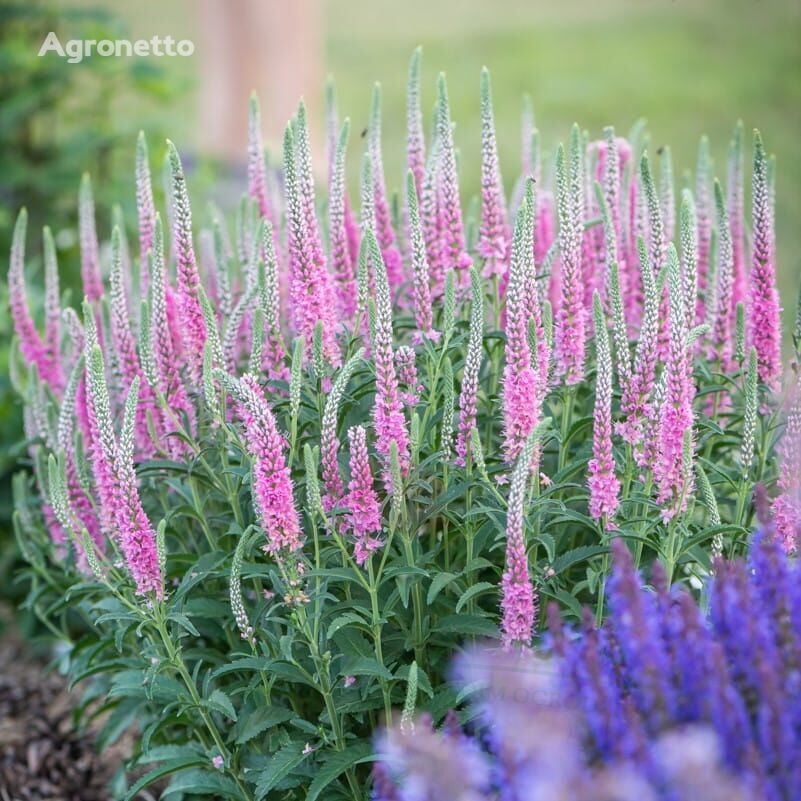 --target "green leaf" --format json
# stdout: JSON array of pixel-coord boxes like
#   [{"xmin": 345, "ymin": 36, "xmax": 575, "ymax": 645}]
[
  {"xmin": 123, "ymin": 758, "xmax": 207, "ymax": 801},
  {"xmin": 168, "ymin": 612, "xmax": 200, "ymax": 637},
  {"xmin": 211, "ymin": 656, "xmax": 273, "ymax": 678},
  {"xmin": 327, "ymin": 612, "xmax": 370, "ymax": 639},
  {"xmin": 305, "ymin": 742, "xmax": 375, "ymax": 801},
  {"xmin": 162, "ymin": 769, "xmax": 242, "ymax": 798},
  {"xmin": 234, "ymin": 706, "xmax": 295, "ymax": 745},
  {"xmin": 552, "ymin": 545, "xmax": 608, "ymax": 574},
  {"xmin": 341, "ymin": 656, "xmax": 393, "ymax": 681},
  {"xmin": 455, "ymin": 582, "xmax": 496, "ymax": 613},
  {"xmin": 435, "ymin": 614, "xmax": 498, "ymax": 638},
  {"xmin": 254, "ymin": 742, "xmax": 307, "ymax": 799},
  {"xmin": 426, "ymin": 571, "xmax": 457, "ymax": 605},
  {"xmin": 206, "ymin": 689, "xmax": 237, "ymax": 721}
]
